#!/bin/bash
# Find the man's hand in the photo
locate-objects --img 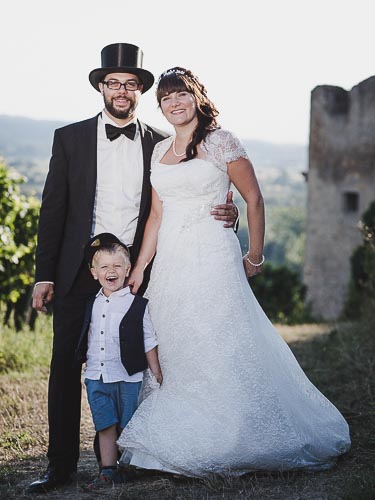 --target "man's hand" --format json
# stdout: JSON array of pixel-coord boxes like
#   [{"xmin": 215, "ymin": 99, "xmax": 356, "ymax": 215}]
[
  {"xmin": 32, "ymin": 283, "xmax": 54, "ymax": 313},
  {"xmin": 211, "ymin": 191, "xmax": 238, "ymax": 228}
]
